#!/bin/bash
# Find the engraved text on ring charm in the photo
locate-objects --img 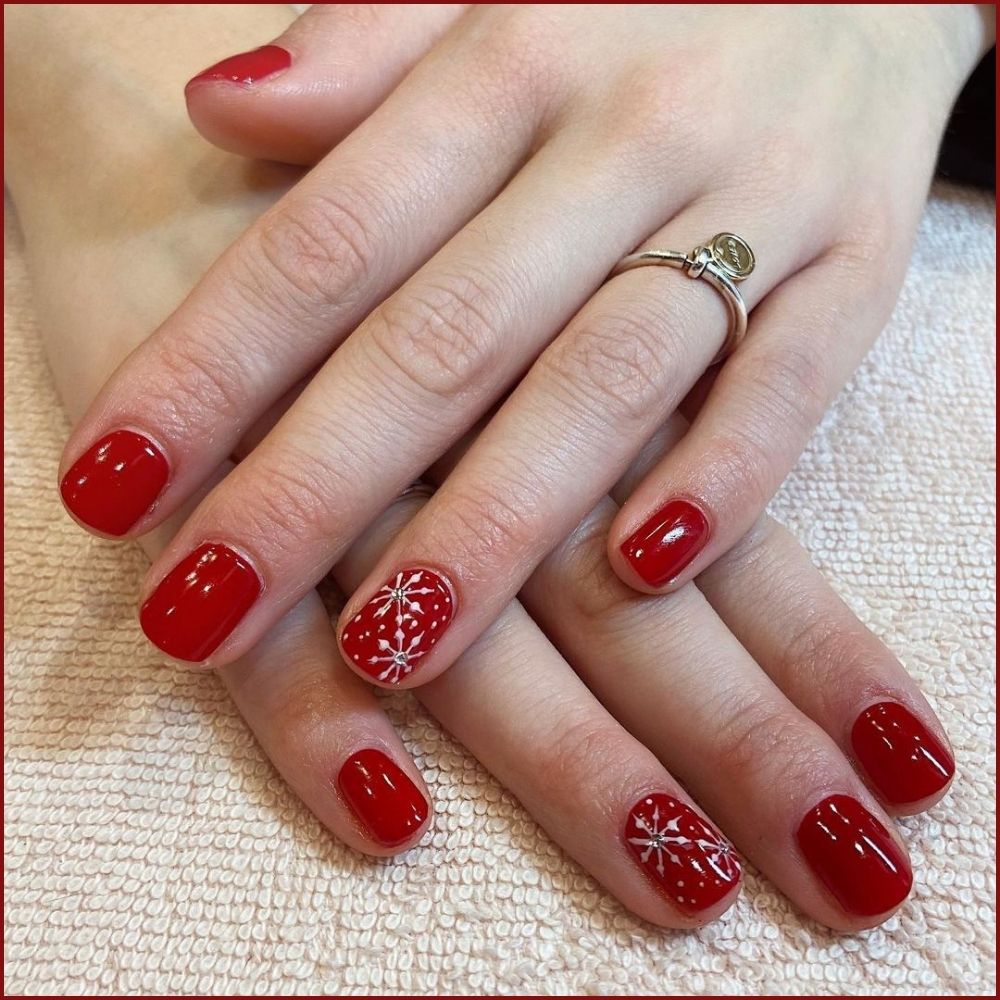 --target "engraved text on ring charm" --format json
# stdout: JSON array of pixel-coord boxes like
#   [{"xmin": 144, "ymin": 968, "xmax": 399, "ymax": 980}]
[{"xmin": 610, "ymin": 232, "xmax": 755, "ymax": 364}]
